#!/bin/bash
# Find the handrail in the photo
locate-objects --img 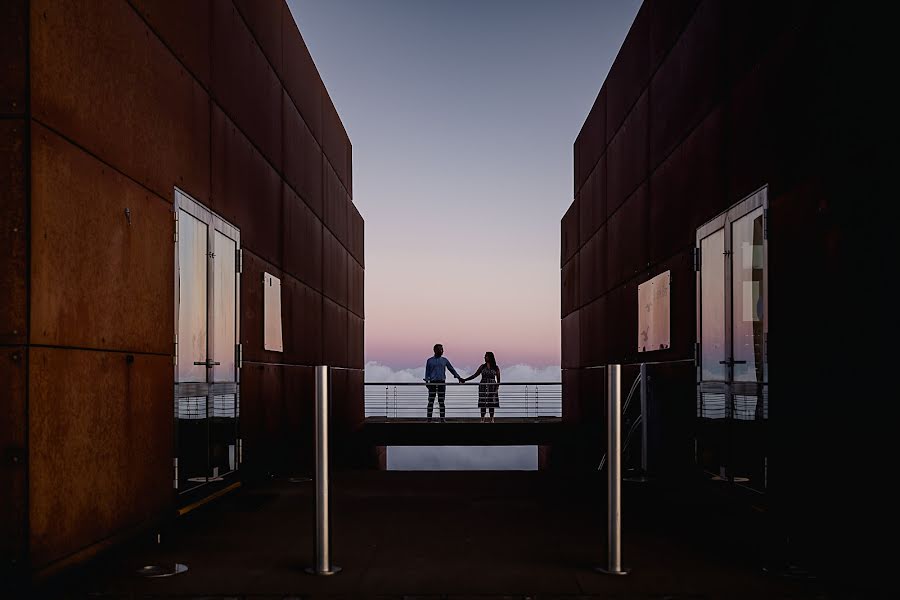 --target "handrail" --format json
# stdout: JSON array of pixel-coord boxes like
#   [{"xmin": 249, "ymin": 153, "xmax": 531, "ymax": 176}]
[
  {"xmin": 597, "ymin": 369, "xmax": 643, "ymax": 472},
  {"xmin": 364, "ymin": 381, "xmax": 561, "ymax": 420},
  {"xmin": 364, "ymin": 381, "xmax": 561, "ymax": 386}
]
